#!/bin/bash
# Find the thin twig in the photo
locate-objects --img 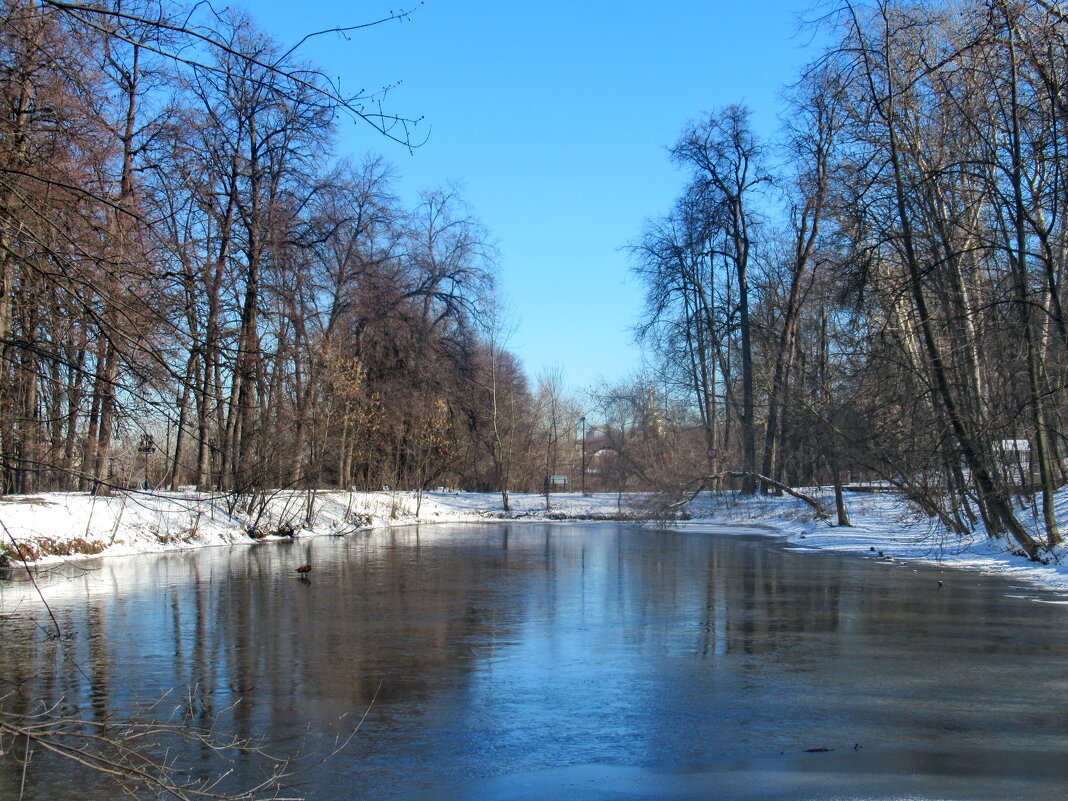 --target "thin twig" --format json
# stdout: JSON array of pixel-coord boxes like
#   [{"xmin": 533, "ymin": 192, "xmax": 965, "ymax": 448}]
[{"xmin": 0, "ymin": 520, "xmax": 62, "ymax": 640}]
